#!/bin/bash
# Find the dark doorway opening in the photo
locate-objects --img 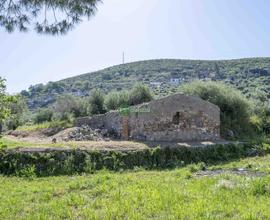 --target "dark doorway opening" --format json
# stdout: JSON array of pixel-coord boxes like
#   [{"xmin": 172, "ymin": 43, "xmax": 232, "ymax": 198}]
[{"xmin": 172, "ymin": 112, "xmax": 180, "ymax": 125}]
